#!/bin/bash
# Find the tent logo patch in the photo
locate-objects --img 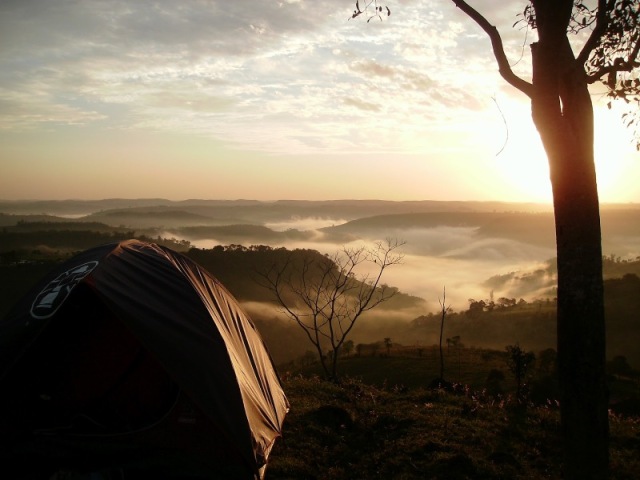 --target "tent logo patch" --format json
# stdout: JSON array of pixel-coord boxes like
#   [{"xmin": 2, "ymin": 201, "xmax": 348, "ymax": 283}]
[{"xmin": 30, "ymin": 261, "xmax": 99, "ymax": 319}]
